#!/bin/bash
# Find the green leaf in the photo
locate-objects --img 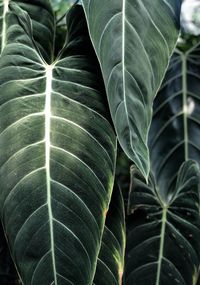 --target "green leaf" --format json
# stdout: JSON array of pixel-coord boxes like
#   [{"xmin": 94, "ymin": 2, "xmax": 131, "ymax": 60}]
[
  {"xmin": 0, "ymin": 4, "xmax": 116, "ymax": 284},
  {"xmin": 0, "ymin": 0, "xmax": 11, "ymax": 281},
  {"xmin": 0, "ymin": 0, "xmax": 54, "ymax": 62},
  {"xmin": 93, "ymin": 185, "xmax": 125, "ymax": 285},
  {"xmin": 0, "ymin": 0, "xmax": 9, "ymax": 53},
  {"xmin": 51, "ymin": 0, "xmax": 72, "ymax": 11},
  {"xmin": 149, "ymin": 41, "xmax": 200, "ymax": 201},
  {"xmin": 51, "ymin": 0, "xmax": 73, "ymax": 18},
  {"xmin": 0, "ymin": 222, "xmax": 19, "ymax": 284},
  {"xmin": 126, "ymin": 161, "xmax": 200, "ymax": 285},
  {"xmin": 81, "ymin": 0, "xmax": 181, "ymax": 180},
  {"xmin": 0, "ymin": 0, "xmax": 52, "ymax": 285}
]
